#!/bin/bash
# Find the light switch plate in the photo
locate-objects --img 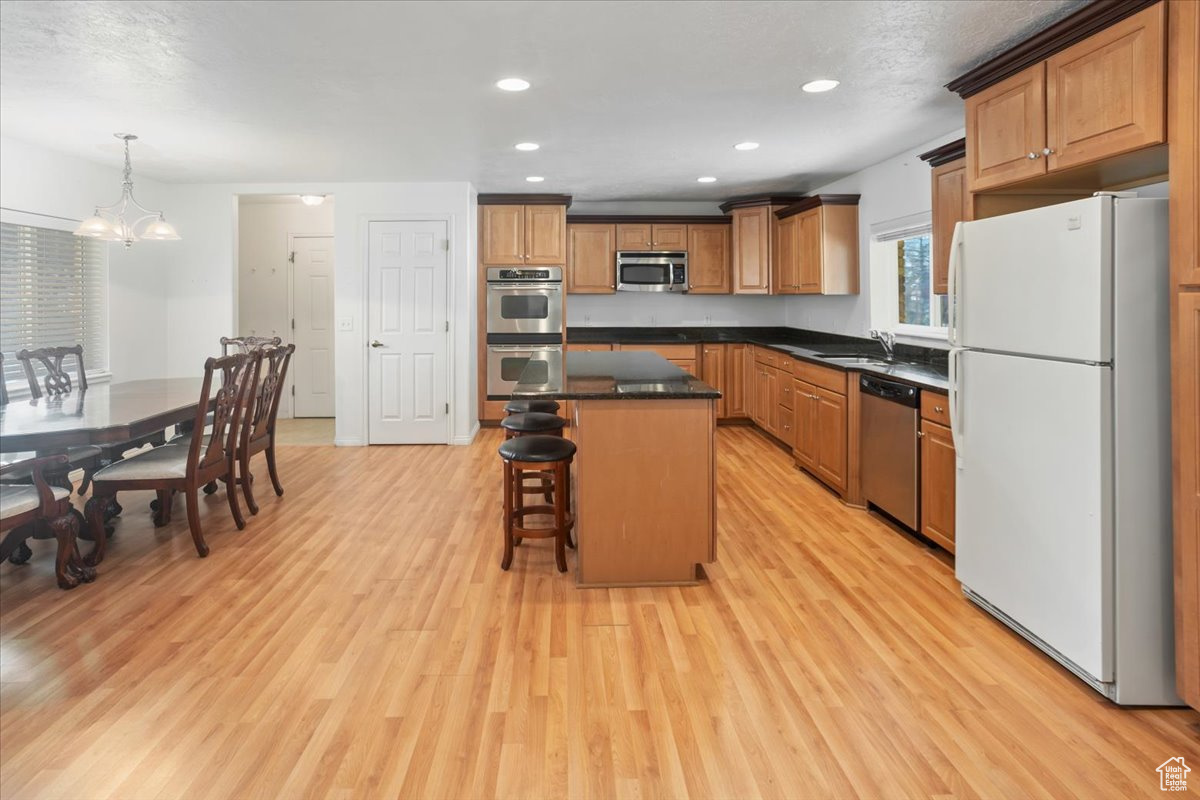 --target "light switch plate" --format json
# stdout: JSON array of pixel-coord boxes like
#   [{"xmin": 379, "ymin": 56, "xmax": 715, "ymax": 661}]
[{"xmin": 337, "ymin": 317, "xmax": 353, "ymax": 331}]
